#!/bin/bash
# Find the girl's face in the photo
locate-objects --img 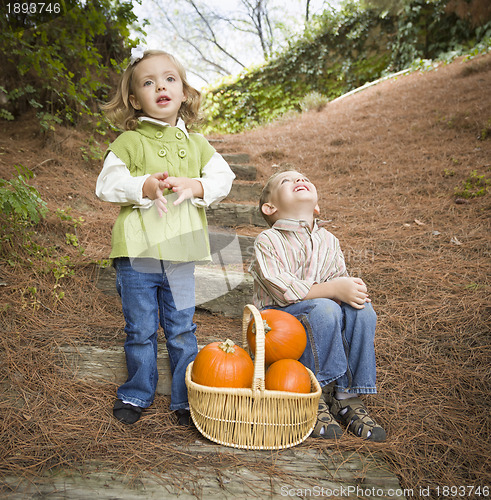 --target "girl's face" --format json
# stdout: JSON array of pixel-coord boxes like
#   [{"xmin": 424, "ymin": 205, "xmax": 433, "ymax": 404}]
[{"xmin": 129, "ymin": 54, "xmax": 186, "ymax": 125}]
